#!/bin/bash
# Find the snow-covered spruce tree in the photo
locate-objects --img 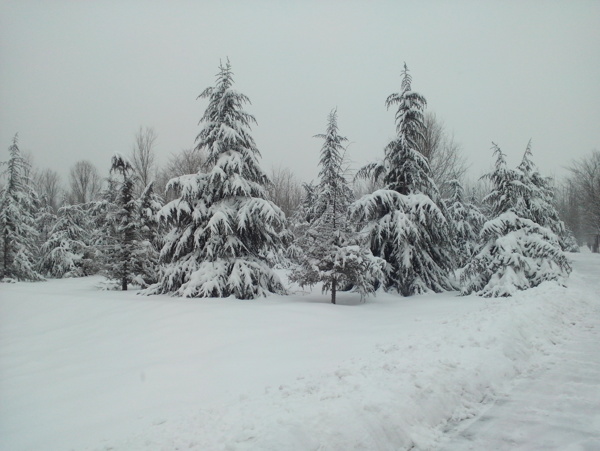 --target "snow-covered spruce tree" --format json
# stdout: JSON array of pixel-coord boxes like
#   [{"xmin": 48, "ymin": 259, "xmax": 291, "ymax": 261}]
[
  {"xmin": 289, "ymin": 182, "xmax": 317, "ymax": 237},
  {"xmin": 138, "ymin": 181, "xmax": 163, "ymax": 249},
  {"xmin": 445, "ymin": 179, "xmax": 486, "ymax": 268},
  {"xmin": 461, "ymin": 144, "xmax": 571, "ymax": 297},
  {"xmin": 147, "ymin": 60, "xmax": 286, "ymax": 299},
  {"xmin": 103, "ymin": 154, "xmax": 136, "ymax": 289},
  {"xmin": 86, "ymin": 175, "xmax": 119, "ymax": 275},
  {"xmin": 351, "ymin": 64, "xmax": 455, "ymax": 296},
  {"xmin": 104, "ymin": 153, "xmax": 144, "ymax": 291},
  {"xmin": 36, "ymin": 196, "xmax": 57, "ymax": 252},
  {"xmin": 0, "ymin": 134, "xmax": 44, "ymax": 281},
  {"xmin": 38, "ymin": 202, "xmax": 94, "ymax": 278},
  {"xmin": 517, "ymin": 142, "xmax": 576, "ymax": 251},
  {"xmin": 286, "ymin": 182, "xmax": 317, "ymax": 263},
  {"xmin": 290, "ymin": 109, "xmax": 383, "ymax": 303},
  {"xmin": 134, "ymin": 181, "xmax": 162, "ymax": 286}
]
